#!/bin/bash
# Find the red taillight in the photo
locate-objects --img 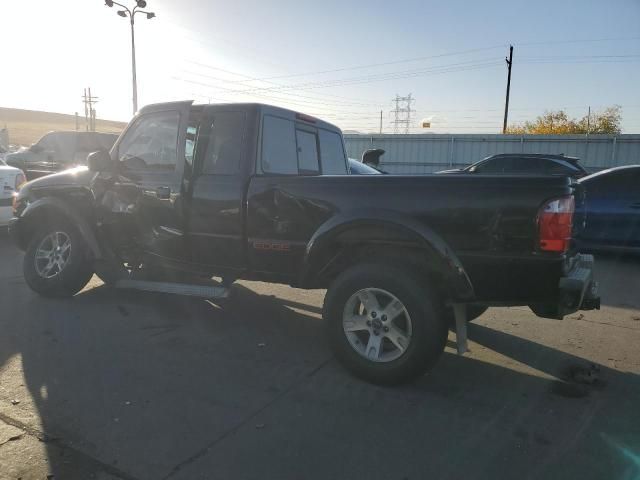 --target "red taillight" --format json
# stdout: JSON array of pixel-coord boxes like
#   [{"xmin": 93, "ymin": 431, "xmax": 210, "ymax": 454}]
[{"xmin": 538, "ymin": 196, "xmax": 575, "ymax": 252}]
